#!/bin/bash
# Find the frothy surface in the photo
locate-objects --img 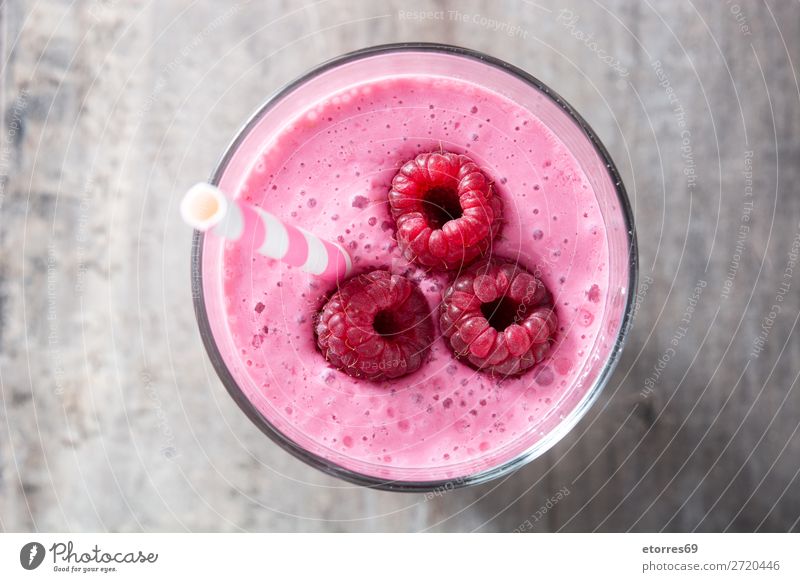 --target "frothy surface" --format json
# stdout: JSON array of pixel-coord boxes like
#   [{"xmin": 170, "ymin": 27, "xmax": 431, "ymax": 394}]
[{"xmin": 214, "ymin": 75, "xmax": 609, "ymax": 481}]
